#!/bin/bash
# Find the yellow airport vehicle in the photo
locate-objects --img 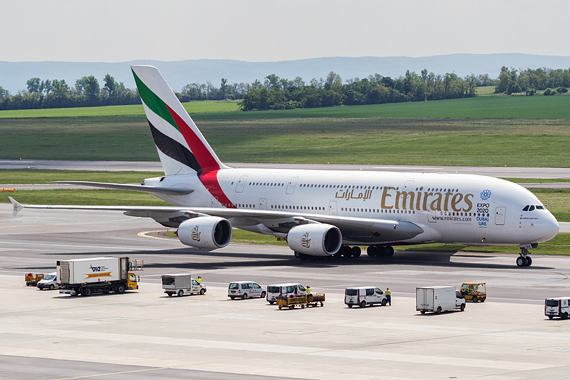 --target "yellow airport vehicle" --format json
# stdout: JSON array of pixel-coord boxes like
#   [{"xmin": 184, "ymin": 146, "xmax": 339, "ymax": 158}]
[
  {"xmin": 276, "ymin": 293, "xmax": 325, "ymax": 309},
  {"xmin": 25, "ymin": 273, "xmax": 44, "ymax": 286},
  {"xmin": 460, "ymin": 282, "xmax": 487, "ymax": 302}
]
